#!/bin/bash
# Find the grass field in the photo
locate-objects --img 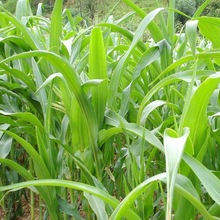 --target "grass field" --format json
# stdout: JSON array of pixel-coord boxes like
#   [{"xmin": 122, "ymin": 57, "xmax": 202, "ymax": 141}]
[{"xmin": 1, "ymin": 0, "xmax": 220, "ymax": 219}]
